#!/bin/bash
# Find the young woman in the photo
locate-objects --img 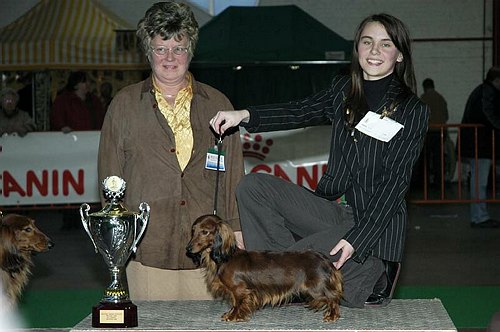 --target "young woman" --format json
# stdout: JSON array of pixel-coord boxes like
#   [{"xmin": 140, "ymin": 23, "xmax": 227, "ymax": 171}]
[{"xmin": 210, "ymin": 13, "xmax": 429, "ymax": 308}]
